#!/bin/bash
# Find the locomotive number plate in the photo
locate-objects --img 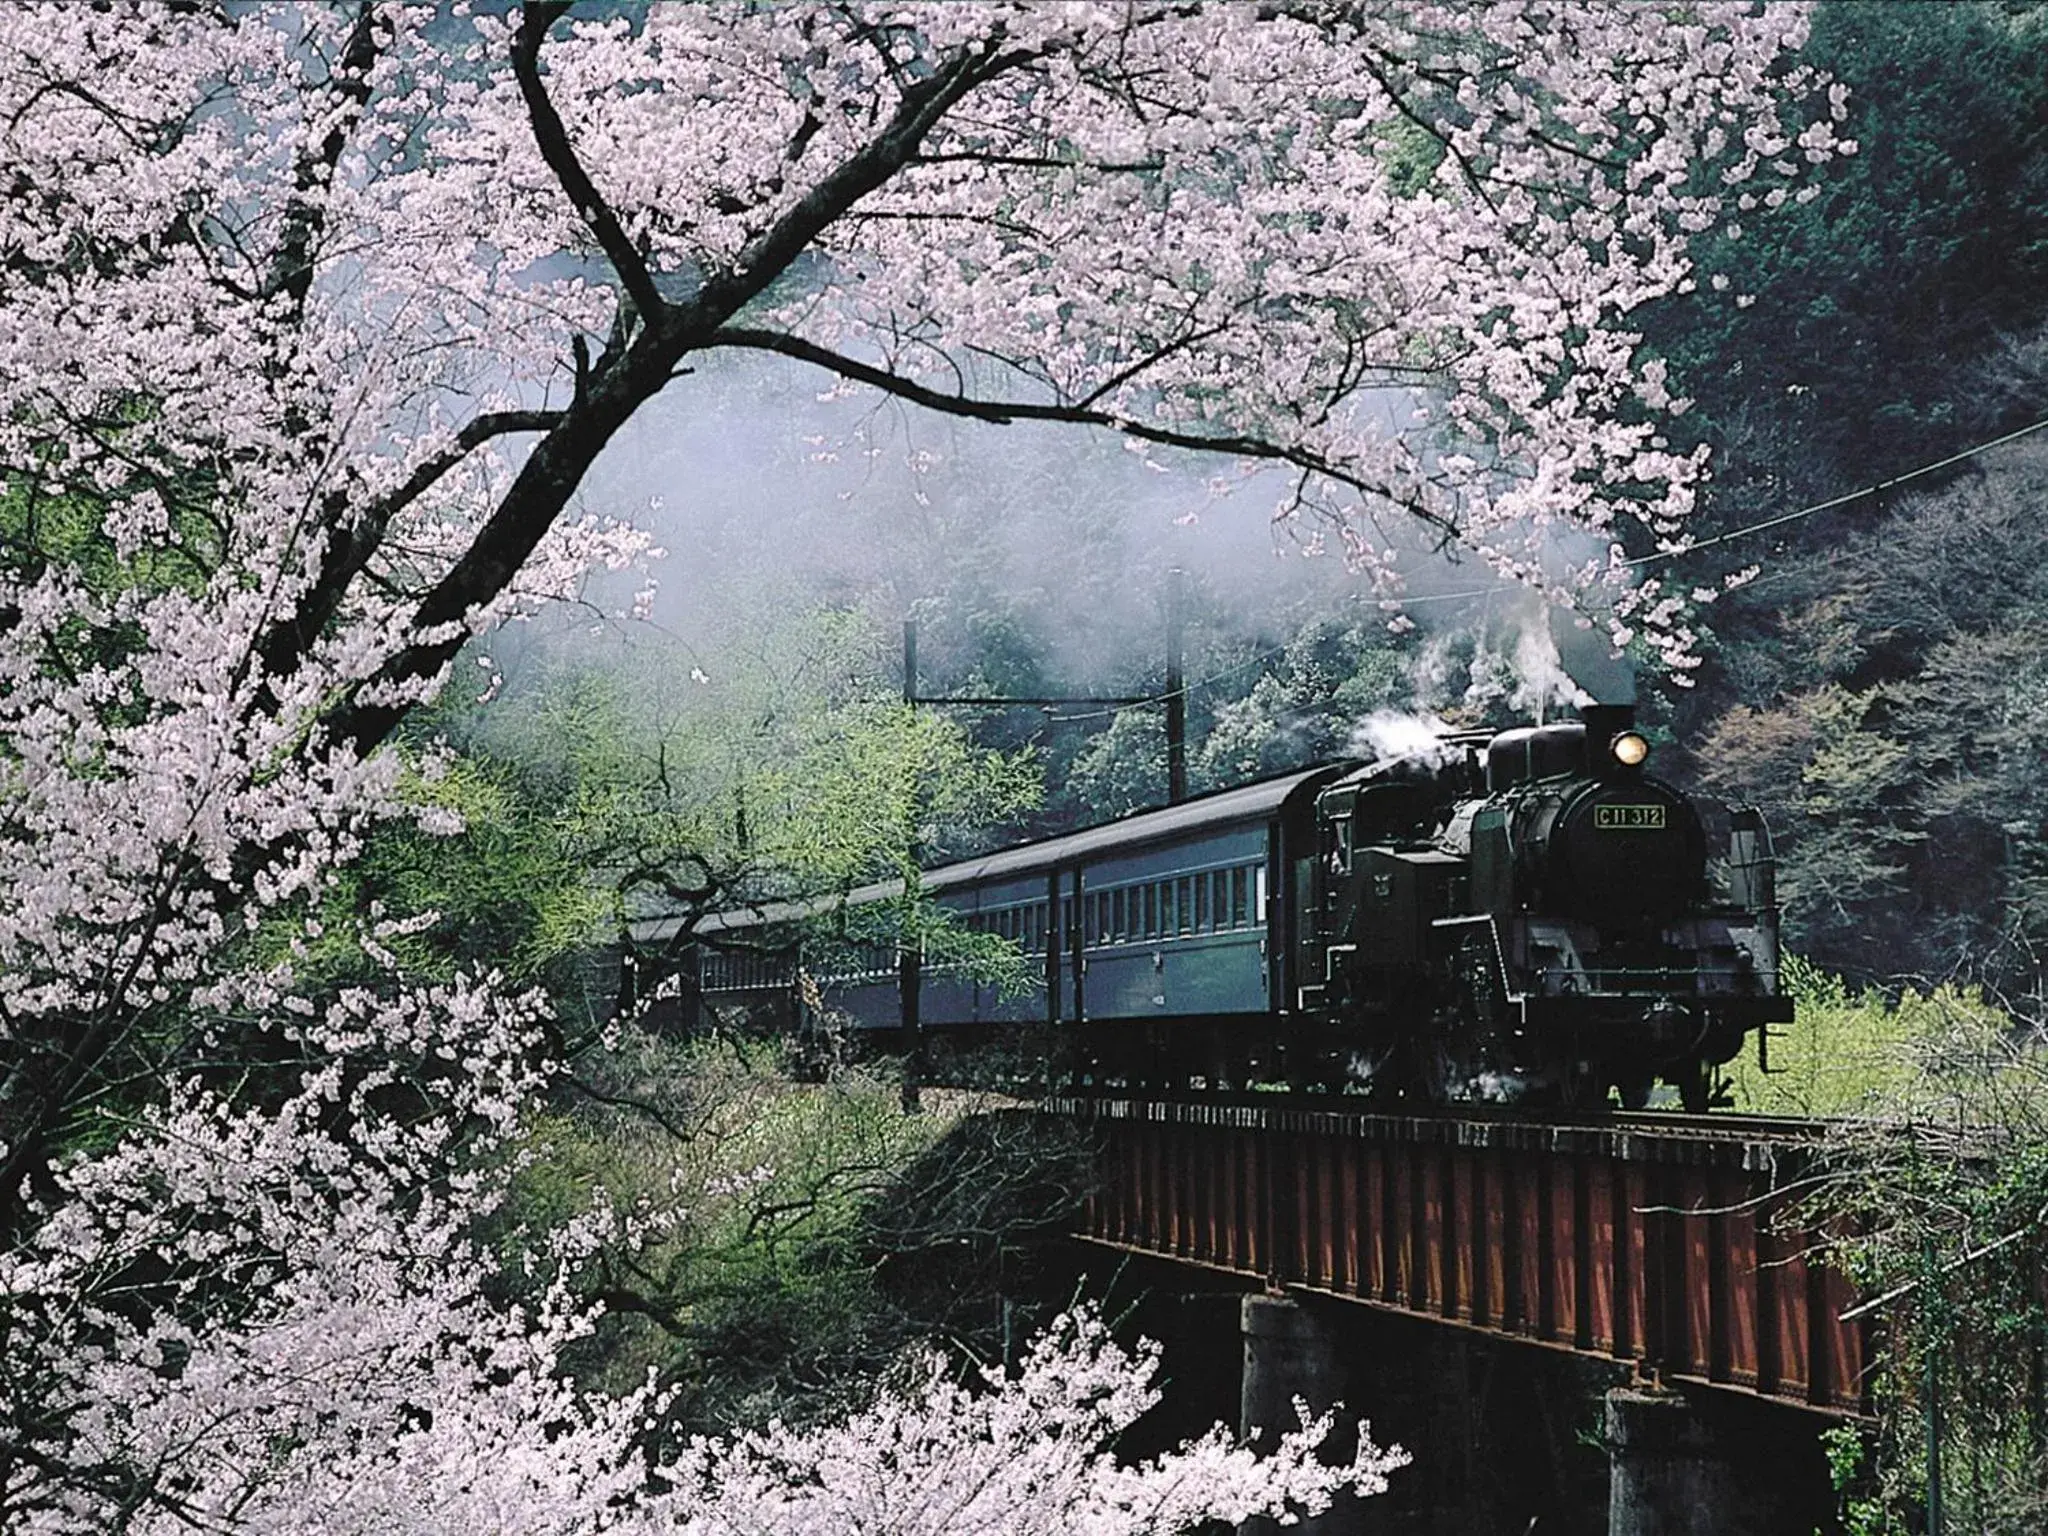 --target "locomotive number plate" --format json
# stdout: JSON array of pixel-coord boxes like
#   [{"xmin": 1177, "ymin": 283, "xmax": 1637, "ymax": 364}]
[{"xmin": 1596, "ymin": 804, "xmax": 1666, "ymax": 830}]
